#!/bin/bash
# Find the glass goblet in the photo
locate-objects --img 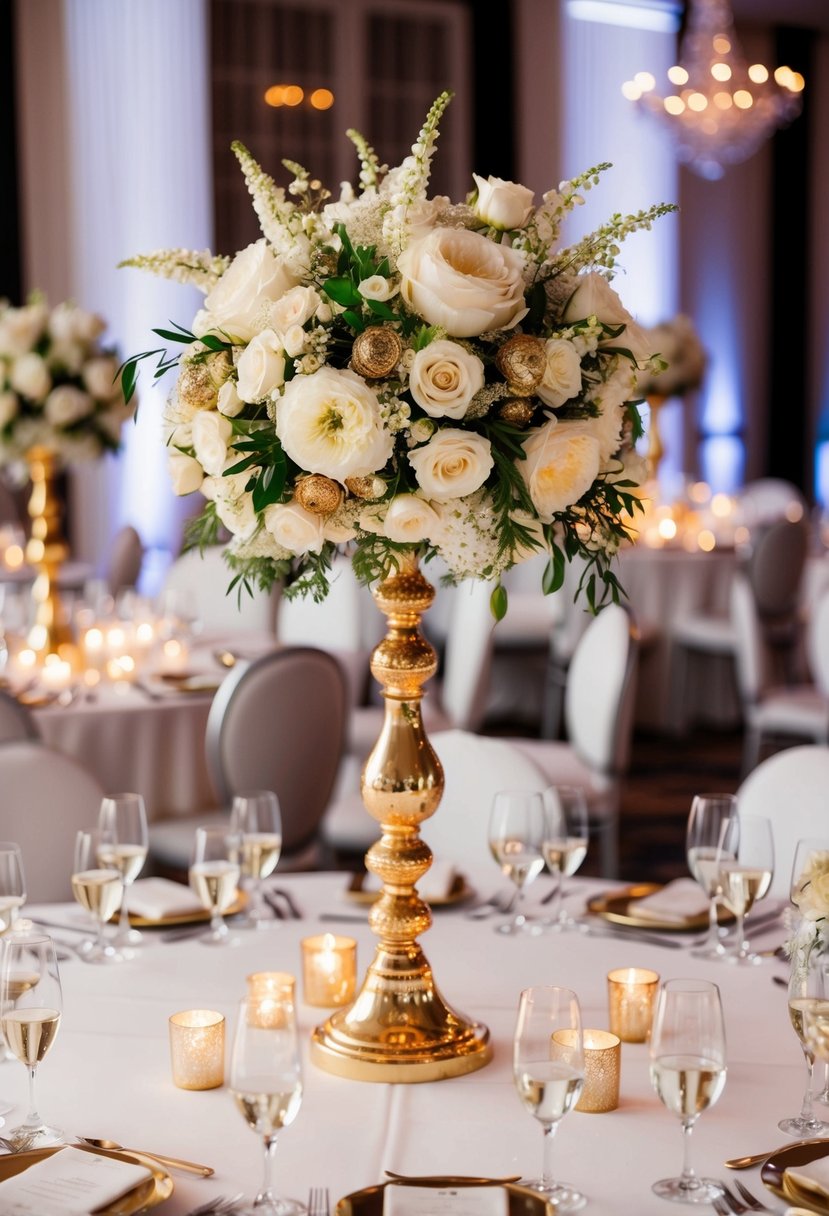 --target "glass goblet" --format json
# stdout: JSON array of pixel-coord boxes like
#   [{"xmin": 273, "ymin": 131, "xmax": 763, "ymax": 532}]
[
  {"xmin": 717, "ymin": 813, "xmax": 774, "ymax": 965},
  {"xmin": 230, "ymin": 791, "xmax": 283, "ymax": 929},
  {"xmin": 779, "ymin": 949, "xmax": 829, "ymax": 1136},
  {"xmin": 488, "ymin": 790, "xmax": 545, "ymax": 935},
  {"xmin": 97, "ymin": 792, "xmax": 148, "ymax": 950},
  {"xmin": 540, "ymin": 786, "xmax": 589, "ymax": 931},
  {"xmin": 71, "ymin": 830, "xmax": 124, "ymax": 964},
  {"xmin": 686, "ymin": 793, "xmax": 739, "ymax": 960},
  {"xmin": 189, "ymin": 825, "xmax": 242, "ymax": 946}
]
